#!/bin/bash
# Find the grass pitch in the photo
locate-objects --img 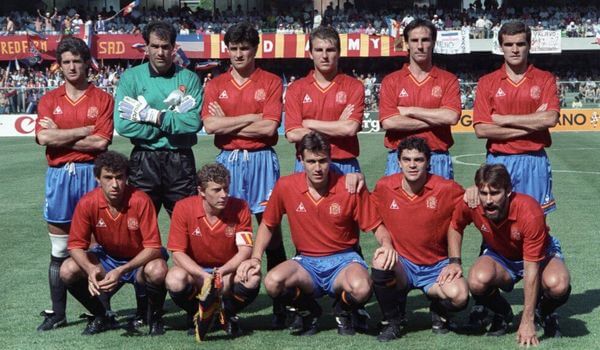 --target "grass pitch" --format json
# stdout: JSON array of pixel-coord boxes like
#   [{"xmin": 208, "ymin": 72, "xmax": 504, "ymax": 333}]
[{"xmin": 1, "ymin": 132, "xmax": 599, "ymax": 349}]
